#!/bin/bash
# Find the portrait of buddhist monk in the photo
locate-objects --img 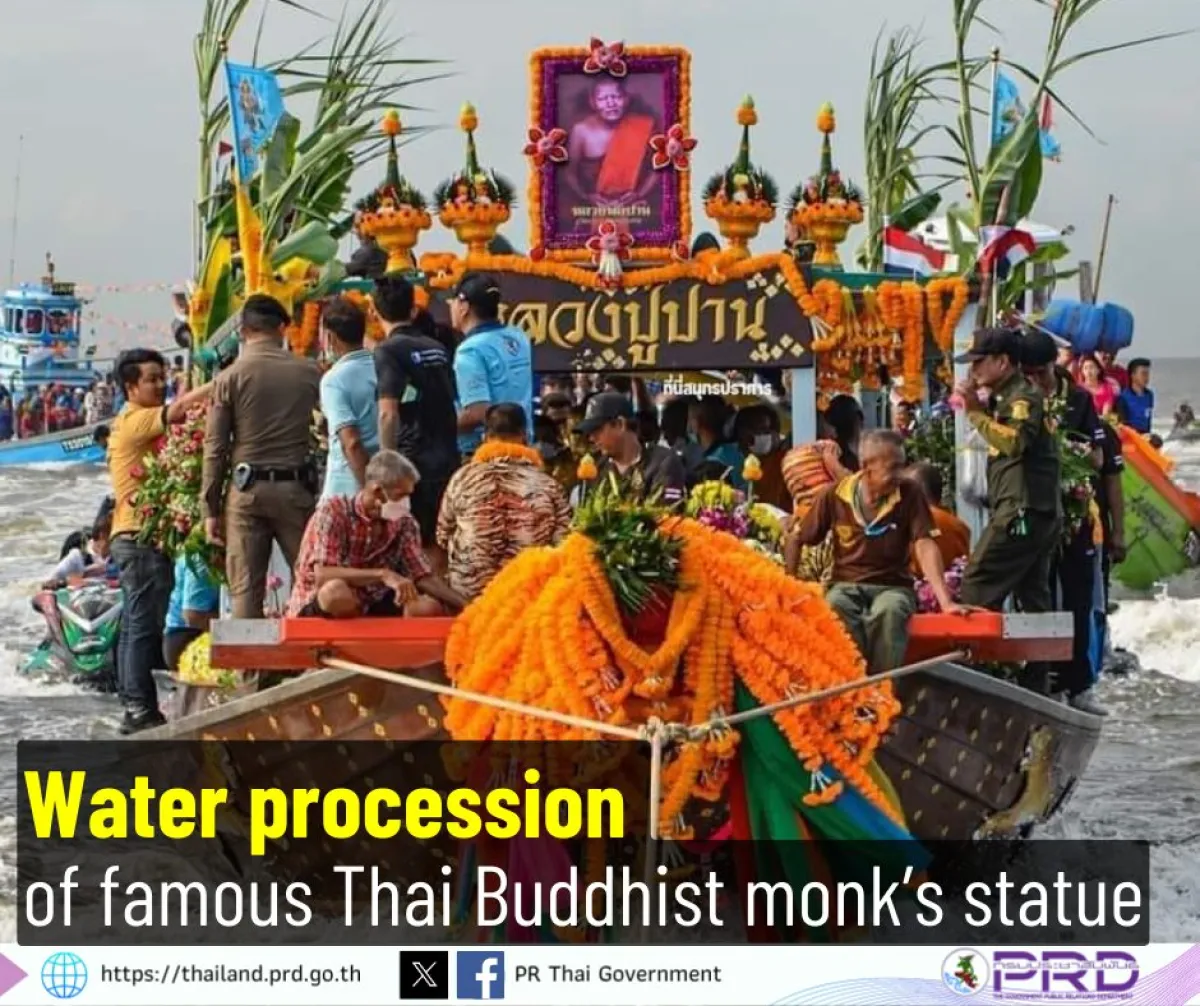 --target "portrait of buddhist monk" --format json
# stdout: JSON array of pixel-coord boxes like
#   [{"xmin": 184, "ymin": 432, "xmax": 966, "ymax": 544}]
[{"xmin": 563, "ymin": 77, "xmax": 660, "ymax": 226}]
